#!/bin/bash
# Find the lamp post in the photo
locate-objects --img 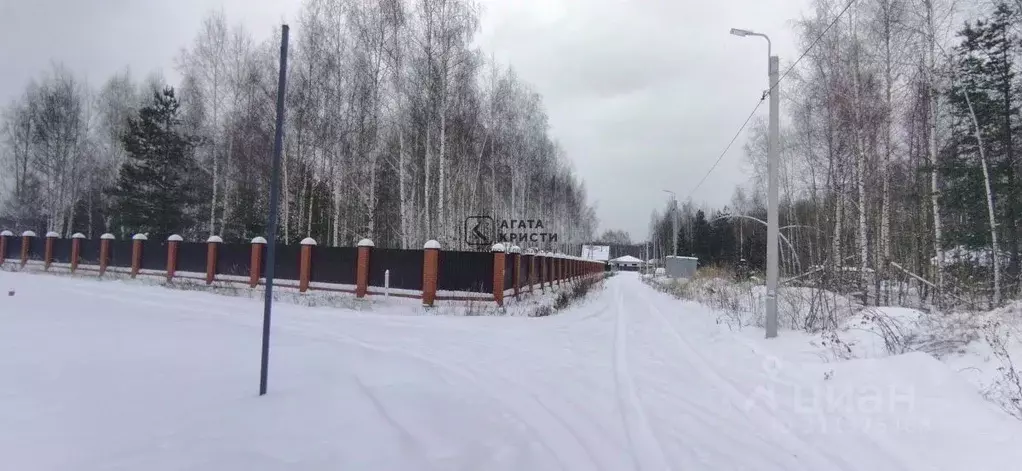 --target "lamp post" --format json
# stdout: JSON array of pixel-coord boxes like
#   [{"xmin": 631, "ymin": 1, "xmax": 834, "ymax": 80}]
[
  {"xmin": 663, "ymin": 189, "xmax": 678, "ymax": 257},
  {"xmin": 731, "ymin": 27, "xmax": 779, "ymax": 339}
]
